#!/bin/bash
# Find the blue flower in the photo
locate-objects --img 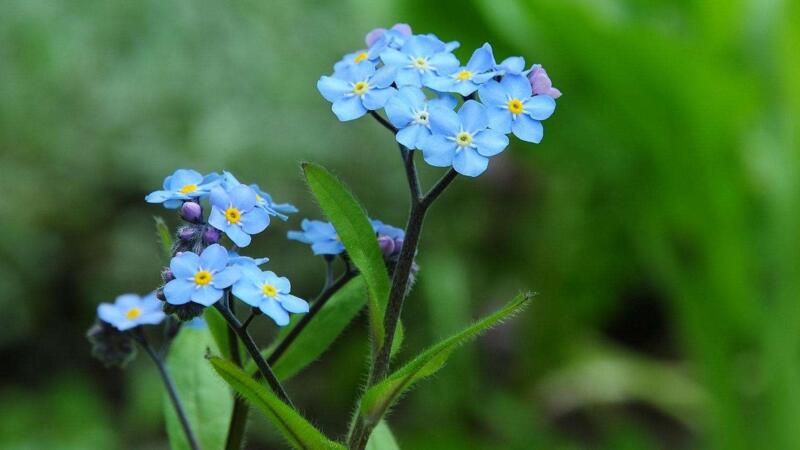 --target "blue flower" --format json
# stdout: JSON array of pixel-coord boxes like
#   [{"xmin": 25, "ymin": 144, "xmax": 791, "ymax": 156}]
[
  {"xmin": 287, "ymin": 219, "xmax": 344, "ymax": 255},
  {"xmin": 232, "ymin": 269, "xmax": 309, "ymax": 326},
  {"xmin": 163, "ymin": 244, "xmax": 241, "ymax": 306},
  {"xmin": 98, "ymin": 292, "xmax": 166, "ymax": 331},
  {"xmin": 317, "ymin": 63, "xmax": 398, "ymax": 121},
  {"xmin": 220, "ymin": 171, "xmax": 297, "ymax": 220},
  {"xmin": 420, "ymin": 100, "xmax": 509, "ymax": 177},
  {"xmin": 333, "ymin": 49, "xmax": 381, "ymax": 77},
  {"xmin": 495, "ymin": 56, "xmax": 527, "ymax": 75},
  {"xmin": 478, "ymin": 74, "xmax": 556, "ymax": 143},
  {"xmin": 427, "ymin": 43, "xmax": 498, "ymax": 96},
  {"xmin": 384, "ymin": 87, "xmax": 457, "ymax": 150},
  {"xmin": 379, "ymin": 35, "xmax": 460, "ymax": 88},
  {"xmin": 371, "ymin": 219, "xmax": 405, "ymax": 240},
  {"xmin": 208, "ymin": 185, "xmax": 269, "ymax": 247},
  {"xmin": 145, "ymin": 169, "xmax": 220, "ymax": 208},
  {"xmin": 228, "ymin": 250, "xmax": 269, "ymax": 267}
]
